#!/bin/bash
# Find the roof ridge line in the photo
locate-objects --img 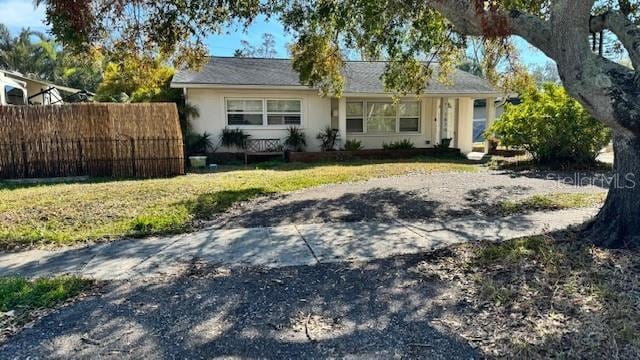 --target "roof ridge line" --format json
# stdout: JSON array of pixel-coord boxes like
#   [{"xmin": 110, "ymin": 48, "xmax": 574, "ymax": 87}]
[{"xmin": 207, "ymin": 56, "xmax": 441, "ymax": 64}]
